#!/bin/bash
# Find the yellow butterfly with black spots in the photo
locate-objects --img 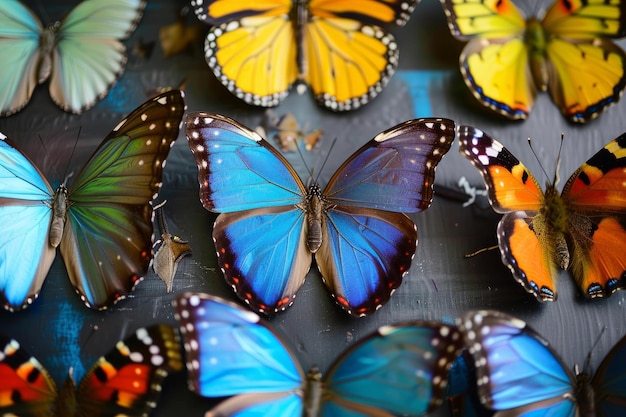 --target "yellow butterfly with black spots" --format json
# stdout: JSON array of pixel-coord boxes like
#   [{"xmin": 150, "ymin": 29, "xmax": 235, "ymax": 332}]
[
  {"xmin": 459, "ymin": 125, "xmax": 626, "ymax": 302},
  {"xmin": 441, "ymin": 0, "xmax": 626, "ymax": 123},
  {"xmin": 191, "ymin": 0, "xmax": 417, "ymax": 111}
]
